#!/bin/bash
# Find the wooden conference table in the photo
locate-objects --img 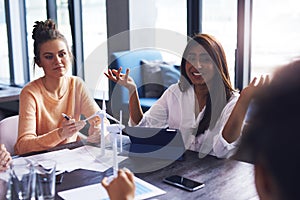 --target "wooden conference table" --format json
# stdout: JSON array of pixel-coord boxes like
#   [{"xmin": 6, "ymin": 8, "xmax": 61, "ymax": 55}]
[{"xmin": 50, "ymin": 141, "xmax": 258, "ymax": 200}]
